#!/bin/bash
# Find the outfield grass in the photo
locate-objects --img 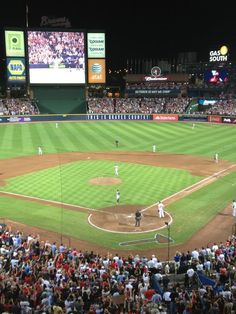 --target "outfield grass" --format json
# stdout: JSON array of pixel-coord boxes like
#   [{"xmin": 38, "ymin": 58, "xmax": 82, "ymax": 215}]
[
  {"xmin": 0, "ymin": 121, "xmax": 236, "ymax": 251},
  {"xmin": 1, "ymin": 121, "xmax": 236, "ymax": 160}
]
